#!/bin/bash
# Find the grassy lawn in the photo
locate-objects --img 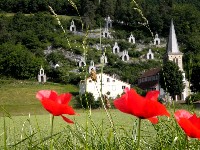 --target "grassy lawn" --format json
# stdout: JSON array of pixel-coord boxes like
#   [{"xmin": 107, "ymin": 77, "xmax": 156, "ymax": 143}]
[
  {"xmin": 0, "ymin": 80, "xmax": 78, "ymax": 116},
  {"xmin": 1, "ymin": 79, "xmax": 200, "ymax": 149},
  {"xmin": 0, "ymin": 109, "xmax": 156, "ymax": 147}
]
